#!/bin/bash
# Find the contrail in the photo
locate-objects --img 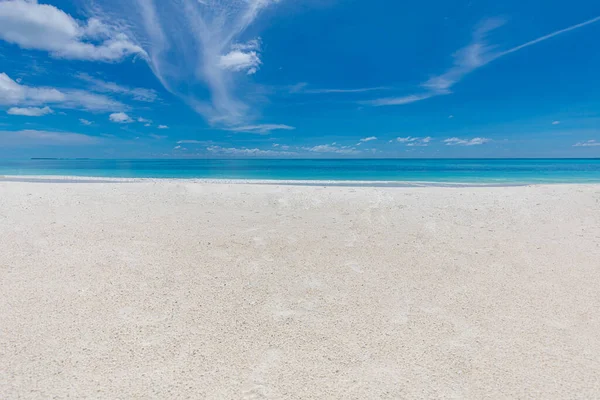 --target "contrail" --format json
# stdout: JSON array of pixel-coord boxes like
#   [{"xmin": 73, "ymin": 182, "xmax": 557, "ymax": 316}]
[{"xmin": 498, "ymin": 15, "xmax": 600, "ymax": 58}]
